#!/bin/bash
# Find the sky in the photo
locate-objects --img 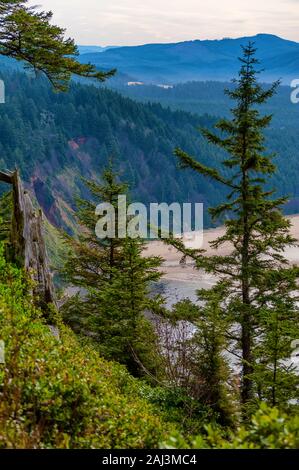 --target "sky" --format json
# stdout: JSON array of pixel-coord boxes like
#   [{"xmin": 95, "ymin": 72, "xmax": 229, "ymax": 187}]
[{"xmin": 30, "ymin": 0, "xmax": 299, "ymax": 46}]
